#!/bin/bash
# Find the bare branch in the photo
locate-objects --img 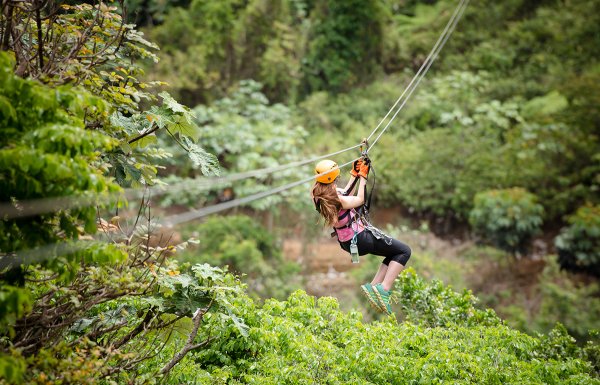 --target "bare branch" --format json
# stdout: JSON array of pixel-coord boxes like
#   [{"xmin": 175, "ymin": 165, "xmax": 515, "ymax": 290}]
[
  {"xmin": 128, "ymin": 123, "xmax": 160, "ymax": 145},
  {"xmin": 35, "ymin": 1, "xmax": 43, "ymax": 70},
  {"xmin": 83, "ymin": 320, "xmax": 128, "ymax": 343},
  {"xmin": 113, "ymin": 308, "xmax": 157, "ymax": 350},
  {"xmin": 1, "ymin": 2, "xmax": 14, "ymax": 50},
  {"xmin": 159, "ymin": 303, "xmax": 213, "ymax": 376}
]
